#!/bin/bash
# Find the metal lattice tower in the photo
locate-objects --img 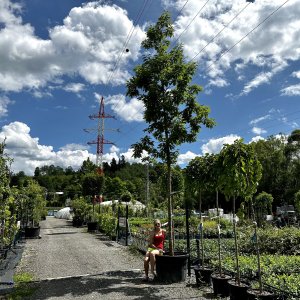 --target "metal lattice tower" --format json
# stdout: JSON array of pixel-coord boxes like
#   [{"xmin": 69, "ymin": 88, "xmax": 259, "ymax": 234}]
[{"xmin": 86, "ymin": 96, "xmax": 115, "ymax": 175}]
